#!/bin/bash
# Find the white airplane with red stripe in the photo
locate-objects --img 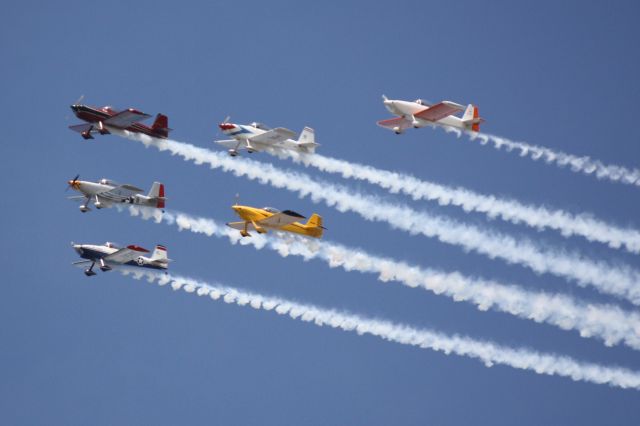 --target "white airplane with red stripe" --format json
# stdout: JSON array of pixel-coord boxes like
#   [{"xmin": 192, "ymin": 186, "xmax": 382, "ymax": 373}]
[
  {"xmin": 66, "ymin": 175, "xmax": 165, "ymax": 213},
  {"xmin": 72, "ymin": 242, "xmax": 170, "ymax": 276},
  {"xmin": 215, "ymin": 120, "xmax": 319, "ymax": 157},
  {"xmin": 377, "ymin": 95, "xmax": 484, "ymax": 134}
]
